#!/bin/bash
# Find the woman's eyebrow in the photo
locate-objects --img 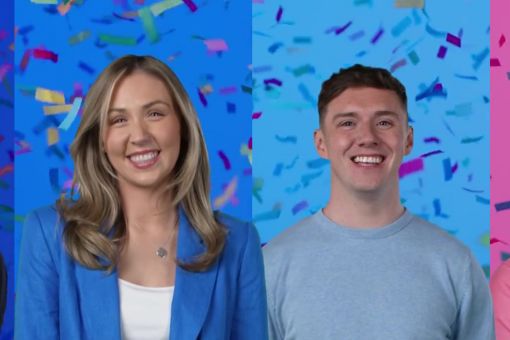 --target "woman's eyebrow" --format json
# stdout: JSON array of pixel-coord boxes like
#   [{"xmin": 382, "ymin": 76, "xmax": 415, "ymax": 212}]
[{"xmin": 108, "ymin": 100, "xmax": 172, "ymax": 114}]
